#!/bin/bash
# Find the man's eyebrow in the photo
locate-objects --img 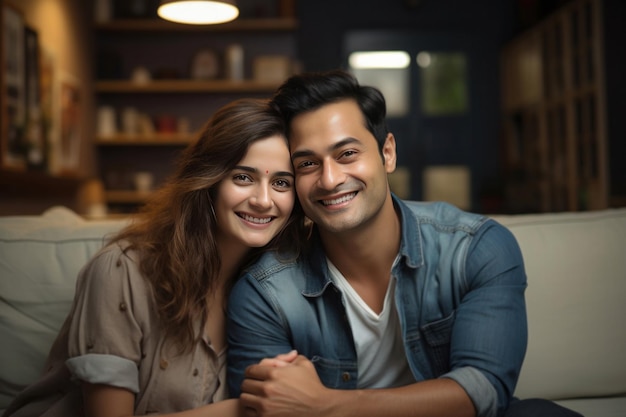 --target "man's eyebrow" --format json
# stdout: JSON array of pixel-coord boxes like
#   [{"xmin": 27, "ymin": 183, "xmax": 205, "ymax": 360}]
[
  {"xmin": 275, "ymin": 171, "xmax": 295, "ymax": 178},
  {"xmin": 233, "ymin": 166, "xmax": 294, "ymax": 178},
  {"xmin": 291, "ymin": 137, "xmax": 360, "ymax": 161}
]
